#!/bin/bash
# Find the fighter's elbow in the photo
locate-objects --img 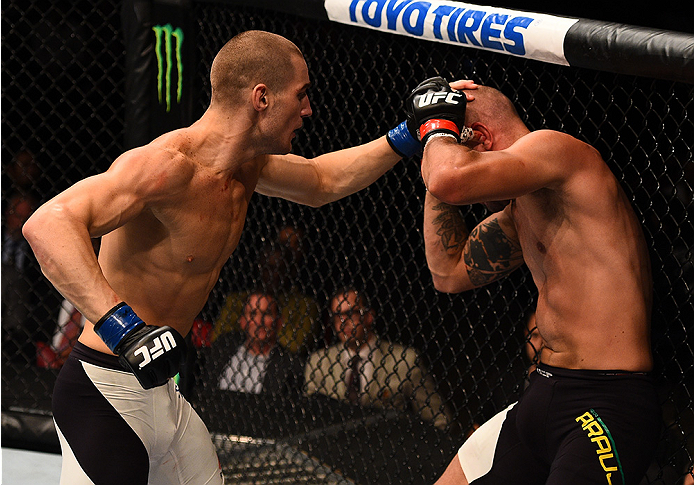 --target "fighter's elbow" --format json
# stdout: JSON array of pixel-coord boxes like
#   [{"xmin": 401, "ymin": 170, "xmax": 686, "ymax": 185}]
[
  {"xmin": 430, "ymin": 273, "xmax": 469, "ymax": 294},
  {"xmin": 22, "ymin": 206, "xmax": 49, "ymax": 245},
  {"xmin": 22, "ymin": 211, "xmax": 53, "ymax": 275},
  {"xmin": 301, "ymin": 192, "xmax": 334, "ymax": 208},
  {"xmin": 22, "ymin": 203, "xmax": 68, "ymax": 250},
  {"xmin": 426, "ymin": 170, "xmax": 468, "ymax": 205}
]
